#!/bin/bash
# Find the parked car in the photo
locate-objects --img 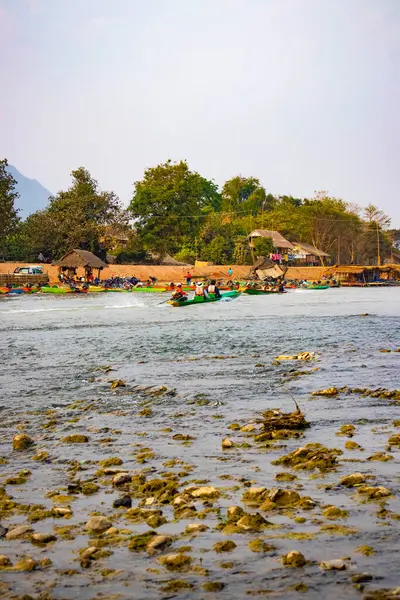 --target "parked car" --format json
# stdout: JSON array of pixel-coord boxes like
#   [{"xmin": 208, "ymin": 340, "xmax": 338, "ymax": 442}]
[{"xmin": 14, "ymin": 266, "xmax": 44, "ymax": 275}]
